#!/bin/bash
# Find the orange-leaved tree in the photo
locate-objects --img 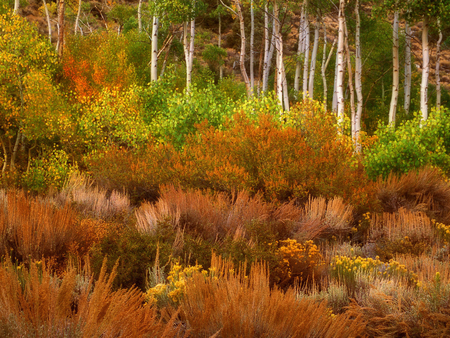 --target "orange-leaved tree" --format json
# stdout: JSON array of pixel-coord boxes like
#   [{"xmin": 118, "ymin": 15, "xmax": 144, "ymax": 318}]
[{"xmin": 62, "ymin": 32, "xmax": 136, "ymax": 101}]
